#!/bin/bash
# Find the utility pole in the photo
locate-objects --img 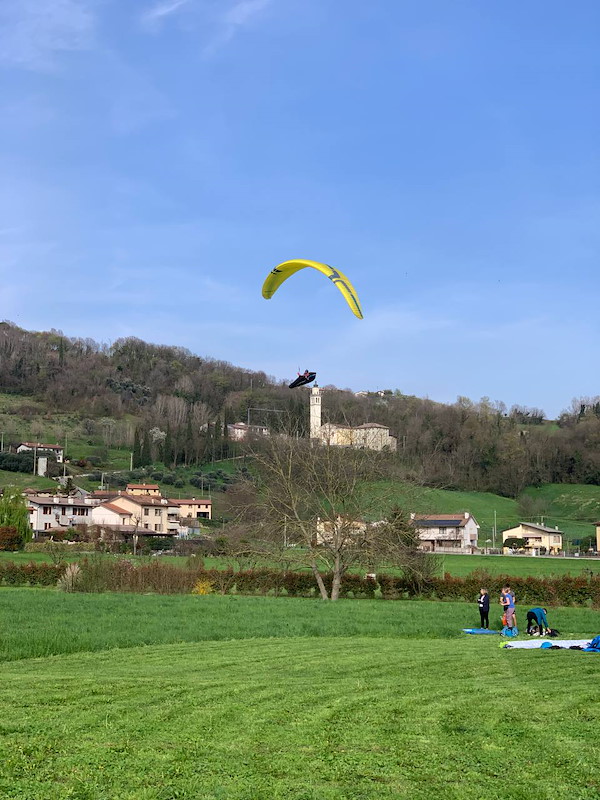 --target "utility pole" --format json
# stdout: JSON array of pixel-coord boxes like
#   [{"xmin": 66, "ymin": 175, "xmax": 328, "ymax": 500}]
[
  {"xmin": 130, "ymin": 452, "xmax": 133, "ymax": 471},
  {"xmin": 493, "ymin": 510, "xmax": 497, "ymax": 550},
  {"xmin": 1, "ymin": 431, "xmax": 4, "ymax": 452}
]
